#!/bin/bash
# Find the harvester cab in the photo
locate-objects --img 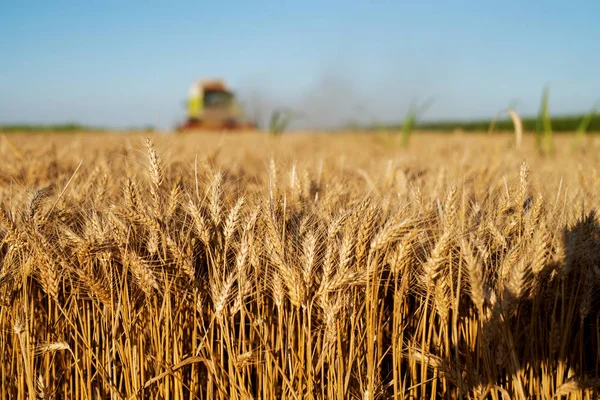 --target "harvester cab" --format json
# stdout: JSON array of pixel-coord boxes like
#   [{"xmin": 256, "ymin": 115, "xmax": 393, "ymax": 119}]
[{"xmin": 177, "ymin": 79, "xmax": 256, "ymax": 132}]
